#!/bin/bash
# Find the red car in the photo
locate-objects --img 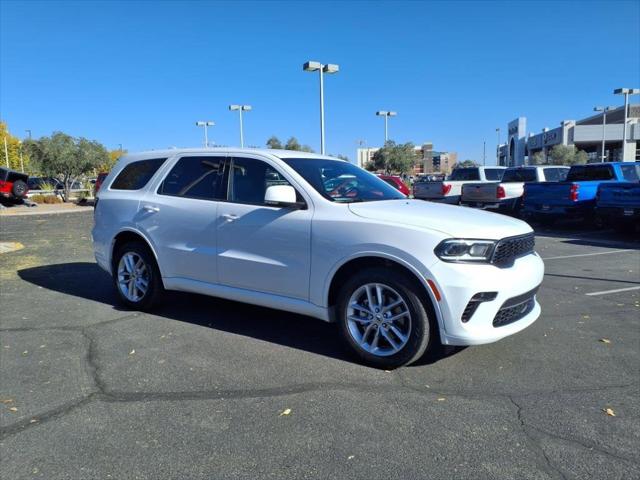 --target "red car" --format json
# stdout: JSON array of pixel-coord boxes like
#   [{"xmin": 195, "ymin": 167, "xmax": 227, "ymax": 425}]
[
  {"xmin": 0, "ymin": 167, "xmax": 29, "ymax": 202},
  {"xmin": 94, "ymin": 172, "xmax": 109, "ymax": 196},
  {"xmin": 376, "ymin": 174, "xmax": 410, "ymax": 196}
]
